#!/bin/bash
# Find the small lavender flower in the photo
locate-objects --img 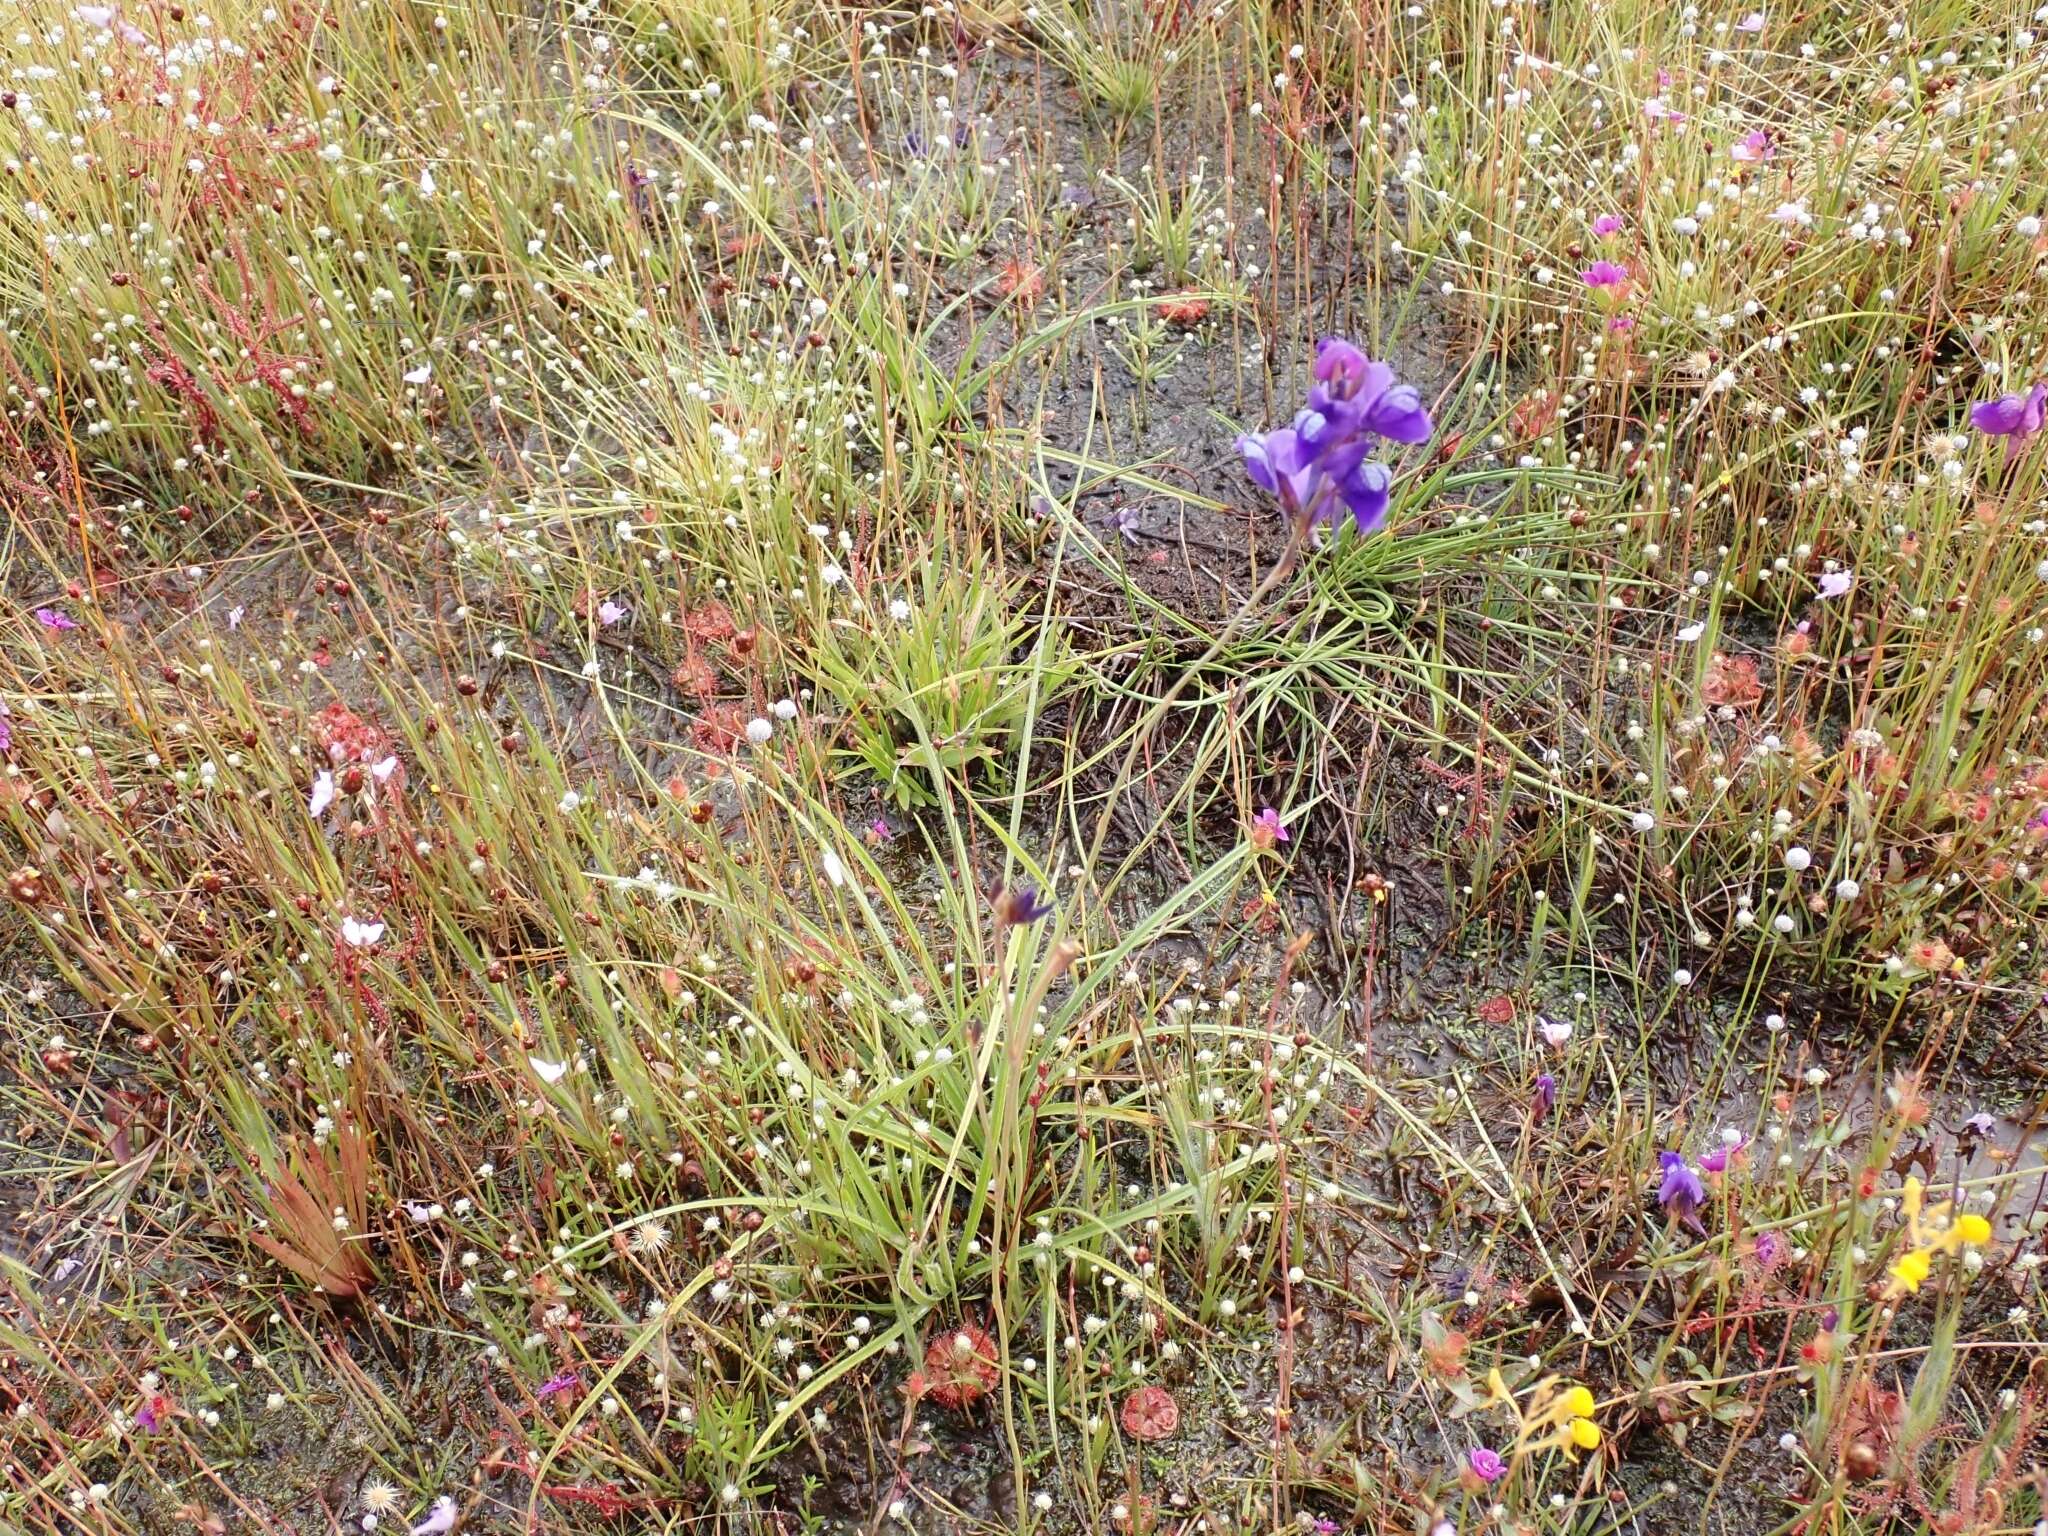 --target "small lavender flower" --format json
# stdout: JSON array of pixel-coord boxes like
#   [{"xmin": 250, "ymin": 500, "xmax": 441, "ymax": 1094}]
[
  {"xmin": 1971, "ymin": 381, "xmax": 2047, "ymax": 440},
  {"xmin": 1658, "ymin": 1152, "xmax": 1707, "ymax": 1228},
  {"xmin": 1532, "ymin": 1073, "xmax": 1556, "ymax": 1119},
  {"xmin": 34, "ymin": 607, "xmax": 78, "ymax": 630},
  {"xmin": 1467, "ymin": 1446, "xmax": 1506, "ymax": 1483}
]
